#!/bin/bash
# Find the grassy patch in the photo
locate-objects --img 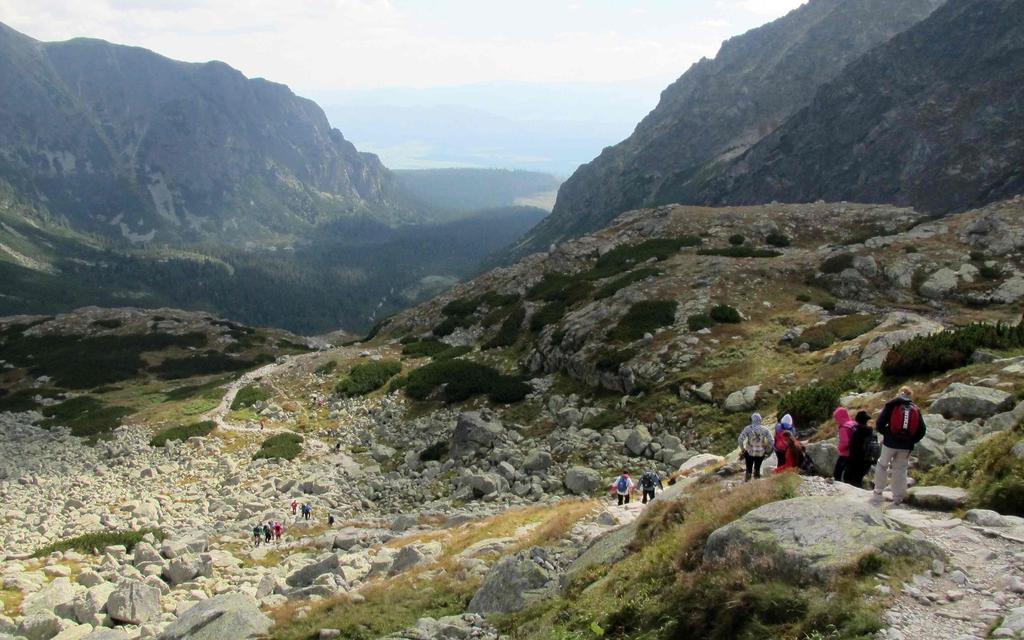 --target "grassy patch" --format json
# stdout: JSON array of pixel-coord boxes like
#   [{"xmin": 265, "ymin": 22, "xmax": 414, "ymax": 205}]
[
  {"xmin": 799, "ymin": 314, "xmax": 879, "ymax": 351},
  {"xmin": 582, "ymin": 409, "xmax": 623, "ymax": 431},
  {"xmin": 688, "ymin": 313, "xmax": 715, "ymax": 331},
  {"xmin": 608, "ymin": 300, "xmax": 678, "ymax": 342},
  {"xmin": 335, "ymin": 360, "xmax": 402, "ymax": 397},
  {"xmin": 0, "ymin": 388, "xmax": 48, "ymax": 412},
  {"xmin": 882, "ymin": 319, "xmax": 1024, "ymax": 377},
  {"xmin": 314, "ymin": 360, "xmax": 338, "ymax": 375},
  {"xmin": 149, "ymin": 420, "xmax": 216, "ymax": 447},
  {"xmin": 231, "ymin": 384, "xmax": 271, "ymax": 410},
  {"xmin": 587, "ymin": 237, "xmax": 698, "ymax": 279},
  {"xmin": 33, "ymin": 529, "xmax": 165, "ymax": 557},
  {"xmin": 40, "ymin": 396, "xmax": 133, "ymax": 438},
  {"xmin": 151, "ymin": 351, "xmax": 274, "ymax": 380},
  {"xmin": 254, "ymin": 432, "xmax": 304, "ymax": 461},
  {"xmin": 921, "ymin": 424, "xmax": 1024, "ymax": 516}
]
